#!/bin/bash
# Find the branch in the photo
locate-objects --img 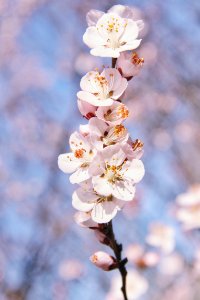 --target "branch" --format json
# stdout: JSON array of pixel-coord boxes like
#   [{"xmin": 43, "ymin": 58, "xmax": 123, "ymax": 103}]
[{"xmin": 101, "ymin": 221, "xmax": 128, "ymax": 300}]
